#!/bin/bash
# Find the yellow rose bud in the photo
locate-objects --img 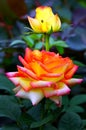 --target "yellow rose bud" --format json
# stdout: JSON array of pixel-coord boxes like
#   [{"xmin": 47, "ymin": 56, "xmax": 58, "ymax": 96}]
[{"xmin": 28, "ymin": 6, "xmax": 61, "ymax": 33}]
